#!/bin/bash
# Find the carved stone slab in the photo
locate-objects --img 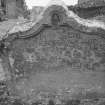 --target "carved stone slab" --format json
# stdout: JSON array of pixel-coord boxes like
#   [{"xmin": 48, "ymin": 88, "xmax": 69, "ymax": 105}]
[{"xmin": 0, "ymin": 0, "xmax": 105, "ymax": 104}]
